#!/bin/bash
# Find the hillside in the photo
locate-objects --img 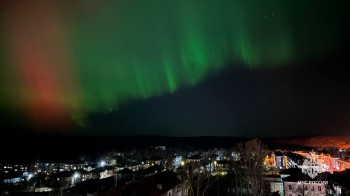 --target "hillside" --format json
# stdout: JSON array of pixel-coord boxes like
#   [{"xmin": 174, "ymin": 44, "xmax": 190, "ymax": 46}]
[{"xmin": 271, "ymin": 136, "xmax": 350, "ymax": 149}]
